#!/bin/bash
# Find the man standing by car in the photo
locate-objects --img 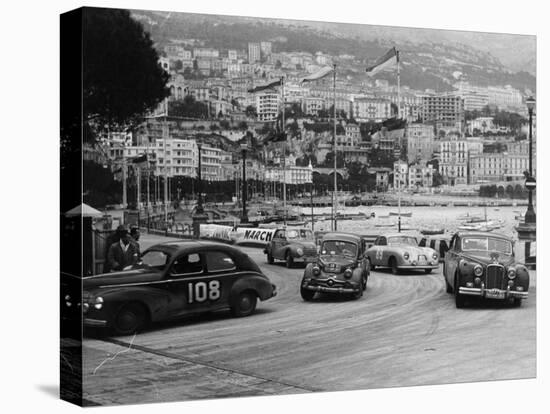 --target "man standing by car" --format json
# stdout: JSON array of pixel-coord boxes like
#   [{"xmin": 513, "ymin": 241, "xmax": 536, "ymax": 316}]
[
  {"xmin": 130, "ymin": 225, "xmax": 141, "ymax": 257},
  {"xmin": 106, "ymin": 226, "xmax": 139, "ymax": 272}
]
